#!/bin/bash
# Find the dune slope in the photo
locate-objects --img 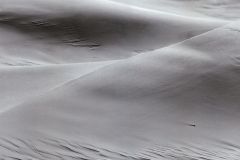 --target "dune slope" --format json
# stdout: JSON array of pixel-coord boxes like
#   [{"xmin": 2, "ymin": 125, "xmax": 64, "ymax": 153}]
[
  {"xmin": 0, "ymin": 20, "xmax": 240, "ymax": 159},
  {"xmin": 0, "ymin": 0, "xmax": 240, "ymax": 159},
  {"xmin": 0, "ymin": 0, "xmax": 227, "ymax": 65}
]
